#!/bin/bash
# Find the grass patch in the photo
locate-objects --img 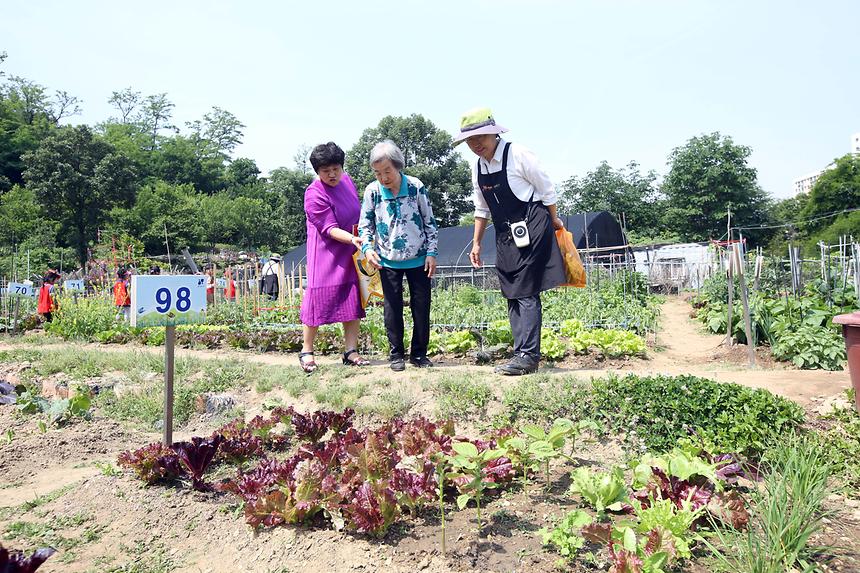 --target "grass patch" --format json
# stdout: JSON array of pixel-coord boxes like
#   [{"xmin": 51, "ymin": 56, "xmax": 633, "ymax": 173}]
[
  {"xmin": 313, "ymin": 380, "xmax": 368, "ymax": 410},
  {"xmin": 432, "ymin": 373, "xmax": 493, "ymax": 420},
  {"xmin": 497, "ymin": 374, "xmax": 586, "ymax": 426},
  {"xmin": 360, "ymin": 389, "xmax": 416, "ymax": 419},
  {"xmin": 95, "ymin": 359, "xmax": 250, "ymax": 428},
  {"xmin": 4, "ymin": 512, "xmax": 104, "ymax": 554},
  {"xmin": 255, "ymin": 366, "xmax": 317, "ymax": 396}
]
